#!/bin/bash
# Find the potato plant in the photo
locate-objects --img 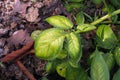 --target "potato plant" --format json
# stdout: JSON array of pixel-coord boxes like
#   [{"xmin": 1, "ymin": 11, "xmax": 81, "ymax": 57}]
[{"xmin": 31, "ymin": 1, "xmax": 120, "ymax": 80}]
